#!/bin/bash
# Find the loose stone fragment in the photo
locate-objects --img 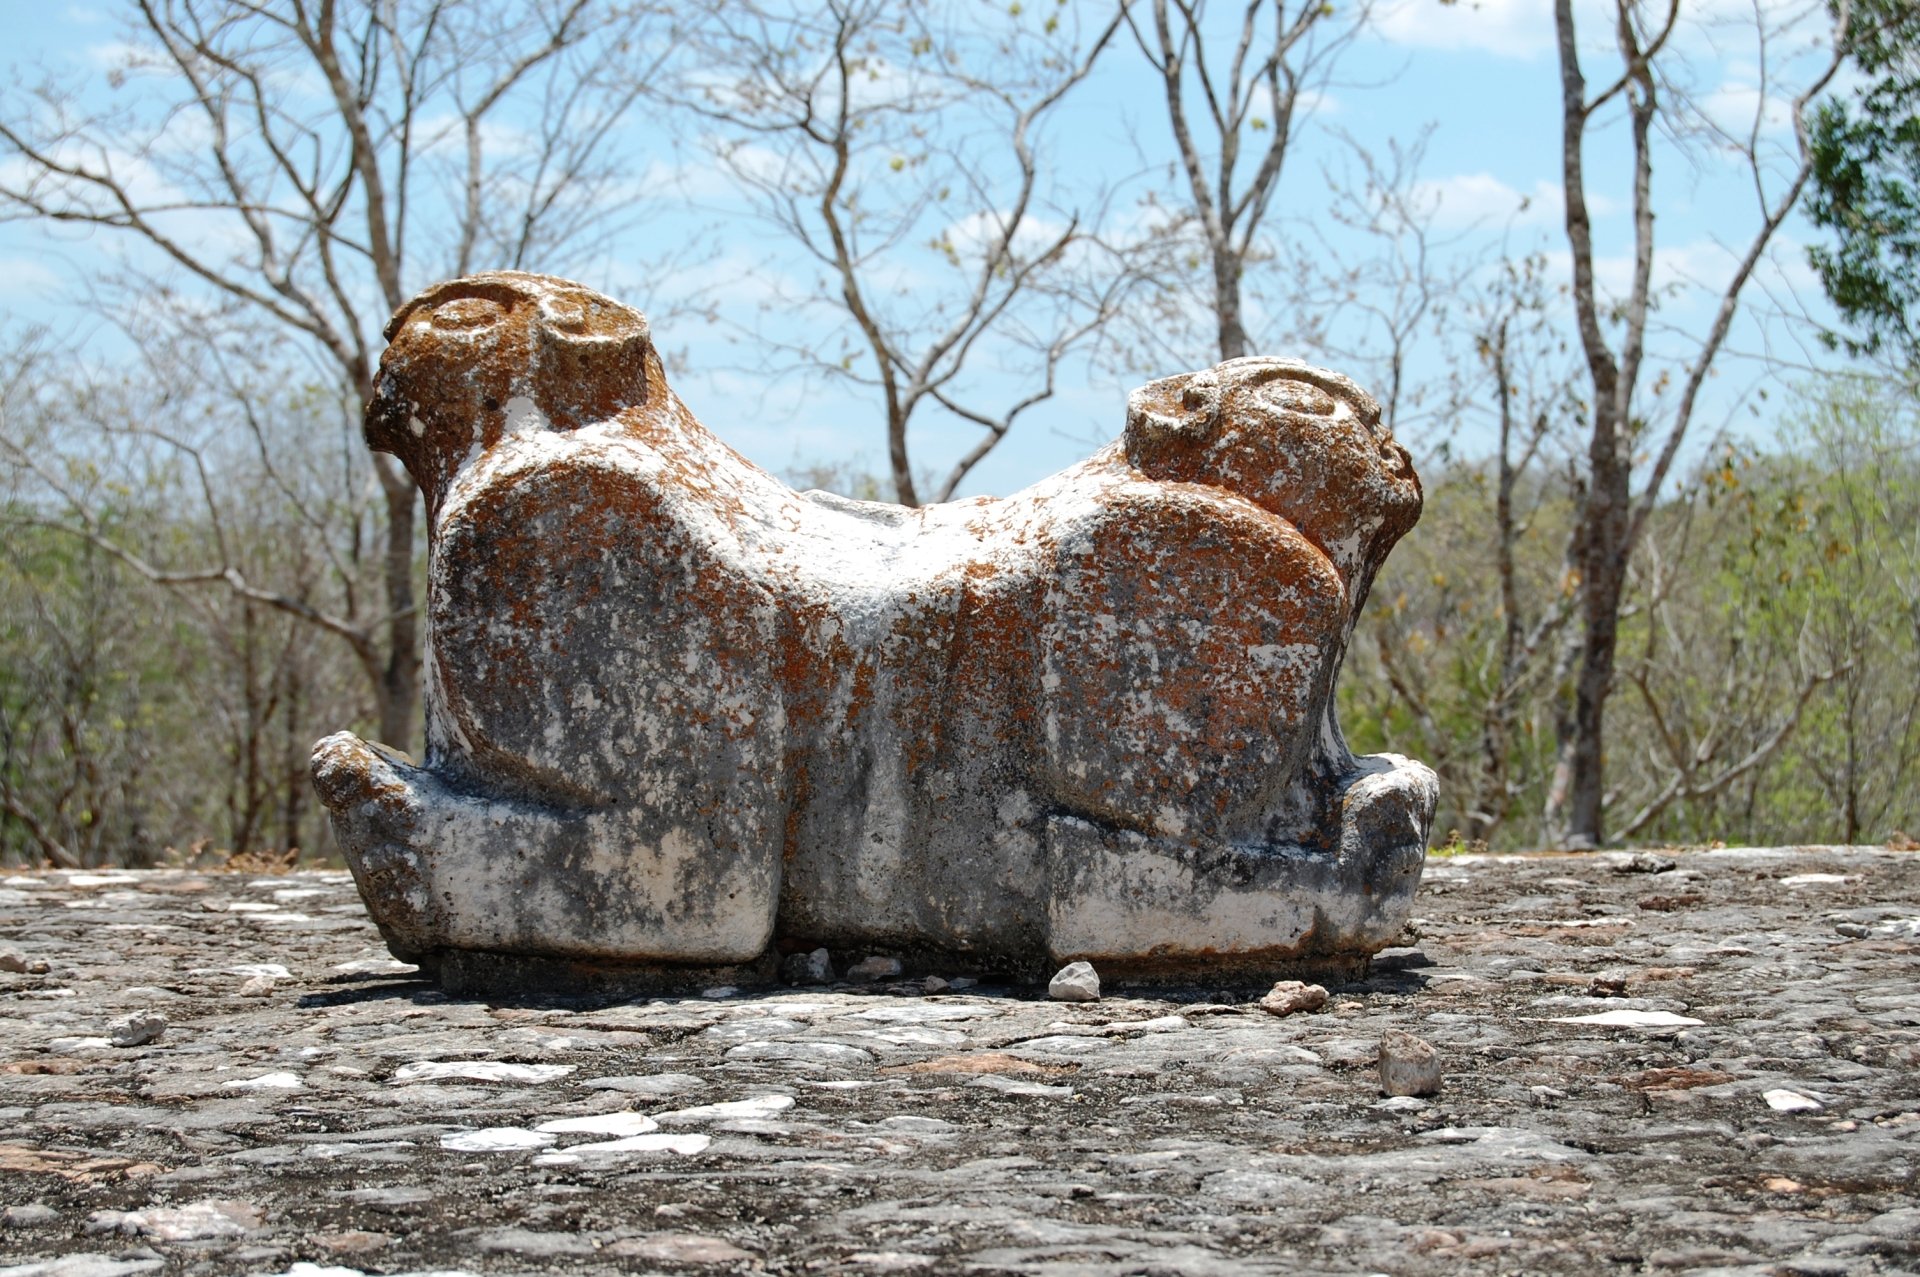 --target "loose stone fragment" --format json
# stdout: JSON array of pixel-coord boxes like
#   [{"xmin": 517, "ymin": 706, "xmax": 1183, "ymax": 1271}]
[
  {"xmin": 847, "ymin": 956, "xmax": 902, "ymax": 982},
  {"xmin": 238, "ymin": 975, "xmax": 277, "ymax": 997},
  {"xmin": 781, "ymin": 947, "xmax": 834, "ymax": 985},
  {"xmin": 923, "ymin": 976, "xmax": 950, "ymax": 994},
  {"xmin": 1049, "ymin": 961, "xmax": 1101, "ymax": 1002},
  {"xmin": 1257, "ymin": 981, "xmax": 1328, "ymax": 1017},
  {"xmin": 1378, "ymin": 1031, "xmax": 1442, "ymax": 1097},
  {"xmin": 0, "ymin": 950, "xmax": 50, "ymax": 974},
  {"xmin": 108, "ymin": 1013, "xmax": 166, "ymax": 1047},
  {"xmin": 1613, "ymin": 852, "xmax": 1677, "ymax": 874}
]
